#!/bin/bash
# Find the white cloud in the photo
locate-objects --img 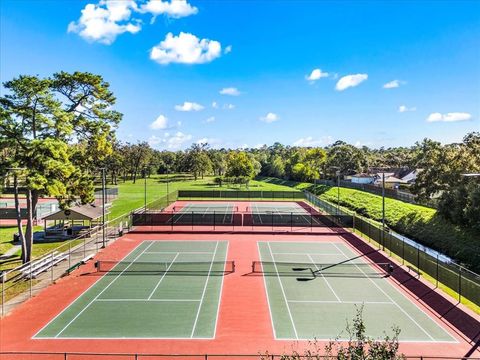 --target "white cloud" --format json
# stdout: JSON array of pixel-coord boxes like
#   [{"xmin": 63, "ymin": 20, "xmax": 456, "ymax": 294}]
[
  {"xmin": 67, "ymin": 0, "xmax": 141, "ymax": 45},
  {"xmin": 223, "ymin": 104, "xmax": 235, "ymax": 110},
  {"xmin": 426, "ymin": 112, "xmax": 472, "ymax": 122},
  {"xmin": 293, "ymin": 136, "xmax": 333, "ymax": 147},
  {"xmin": 335, "ymin": 74, "xmax": 368, "ymax": 91},
  {"xmin": 204, "ymin": 116, "xmax": 215, "ymax": 123},
  {"xmin": 150, "ymin": 32, "xmax": 223, "ymax": 65},
  {"xmin": 383, "ymin": 79, "xmax": 405, "ymax": 89},
  {"xmin": 398, "ymin": 105, "xmax": 416, "ymax": 113},
  {"xmin": 140, "ymin": 0, "xmax": 197, "ymax": 22},
  {"xmin": 174, "ymin": 101, "xmax": 204, "ymax": 112},
  {"xmin": 150, "ymin": 114, "xmax": 169, "ymax": 129},
  {"xmin": 260, "ymin": 112, "xmax": 279, "ymax": 123},
  {"xmin": 211, "ymin": 101, "xmax": 218, "ymax": 109},
  {"xmin": 306, "ymin": 68, "xmax": 329, "ymax": 81},
  {"xmin": 224, "ymin": 45, "xmax": 232, "ymax": 54},
  {"xmin": 149, "ymin": 131, "xmax": 192, "ymax": 149},
  {"xmin": 219, "ymin": 87, "xmax": 240, "ymax": 96}
]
